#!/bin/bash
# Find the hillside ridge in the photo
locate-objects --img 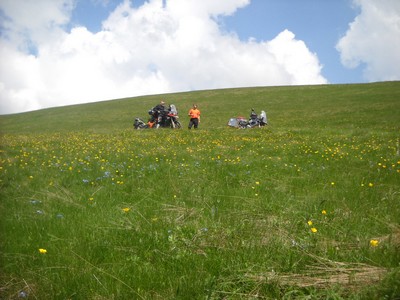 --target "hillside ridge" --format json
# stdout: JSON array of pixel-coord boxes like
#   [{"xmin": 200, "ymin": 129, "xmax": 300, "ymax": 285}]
[{"xmin": 0, "ymin": 81, "xmax": 399, "ymax": 134}]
